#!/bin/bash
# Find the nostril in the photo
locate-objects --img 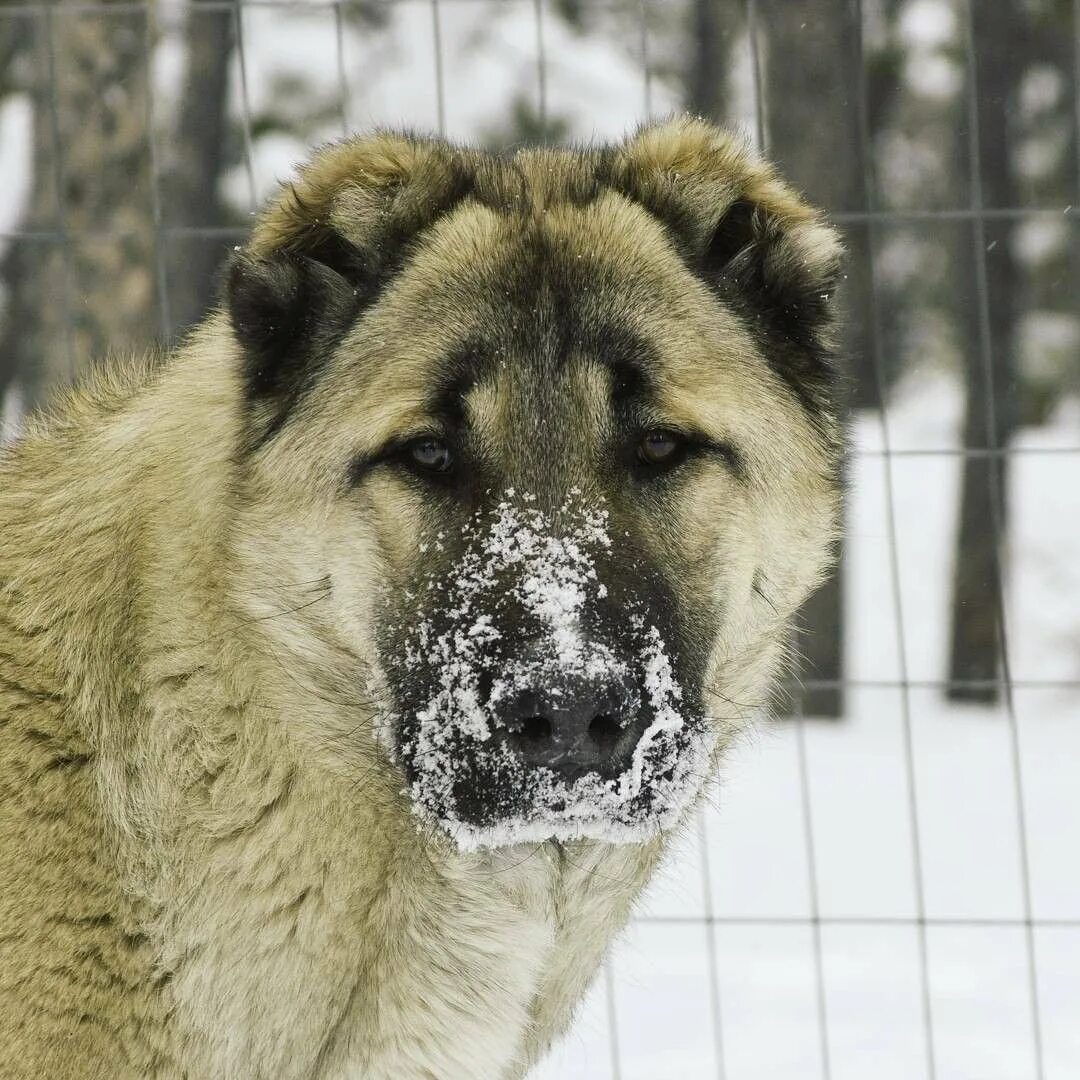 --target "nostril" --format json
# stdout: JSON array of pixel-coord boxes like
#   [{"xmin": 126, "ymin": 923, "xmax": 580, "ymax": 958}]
[
  {"xmin": 502, "ymin": 697, "xmax": 638, "ymax": 773},
  {"xmin": 518, "ymin": 715, "xmax": 552, "ymax": 746},
  {"xmin": 587, "ymin": 713, "xmax": 622, "ymax": 755}
]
